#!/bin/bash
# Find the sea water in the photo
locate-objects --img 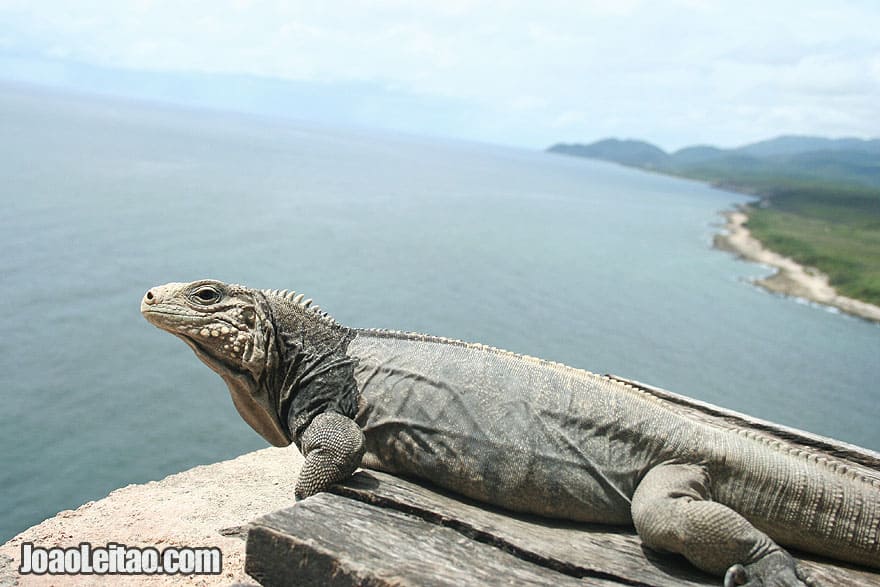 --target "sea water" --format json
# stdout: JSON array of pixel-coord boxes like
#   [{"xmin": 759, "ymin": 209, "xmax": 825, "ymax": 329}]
[{"xmin": 1, "ymin": 84, "xmax": 878, "ymax": 541}]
